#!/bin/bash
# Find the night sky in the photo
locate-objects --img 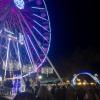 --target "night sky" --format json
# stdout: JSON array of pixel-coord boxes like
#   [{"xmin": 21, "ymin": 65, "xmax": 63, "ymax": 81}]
[{"xmin": 45, "ymin": 0, "xmax": 99, "ymax": 76}]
